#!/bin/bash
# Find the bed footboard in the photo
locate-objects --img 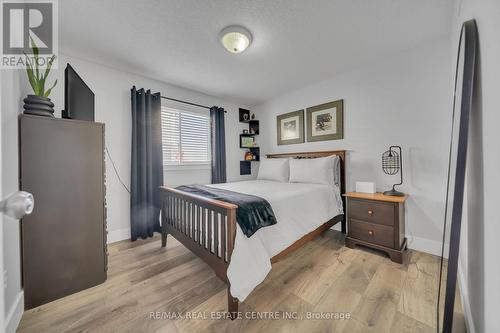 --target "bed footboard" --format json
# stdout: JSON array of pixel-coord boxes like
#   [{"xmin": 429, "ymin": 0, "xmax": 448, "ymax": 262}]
[{"xmin": 160, "ymin": 187, "xmax": 239, "ymax": 318}]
